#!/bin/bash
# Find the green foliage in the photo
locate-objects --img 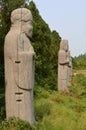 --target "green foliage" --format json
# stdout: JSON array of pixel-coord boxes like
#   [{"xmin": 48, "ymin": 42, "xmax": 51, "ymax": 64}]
[
  {"xmin": 71, "ymin": 73, "xmax": 86, "ymax": 97},
  {"xmin": 0, "ymin": 64, "xmax": 4, "ymax": 85},
  {"xmin": 28, "ymin": 1, "xmax": 51, "ymax": 79},
  {"xmin": 0, "ymin": 106, "xmax": 5, "ymax": 121},
  {"xmin": 1, "ymin": 0, "xmax": 25, "ymax": 28},
  {"xmin": 0, "ymin": 87, "xmax": 5, "ymax": 121},
  {"xmin": 50, "ymin": 30, "xmax": 61, "ymax": 69},
  {"xmin": 0, "ymin": 117, "xmax": 35, "ymax": 130},
  {"xmin": 34, "ymin": 85, "xmax": 50, "ymax": 99},
  {"xmin": 35, "ymin": 102, "xmax": 51, "ymax": 121},
  {"xmin": 28, "ymin": 1, "xmax": 61, "ymax": 89},
  {"xmin": 73, "ymin": 53, "xmax": 86, "ymax": 69},
  {"xmin": 0, "ymin": 0, "xmax": 25, "ymax": 45}
]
